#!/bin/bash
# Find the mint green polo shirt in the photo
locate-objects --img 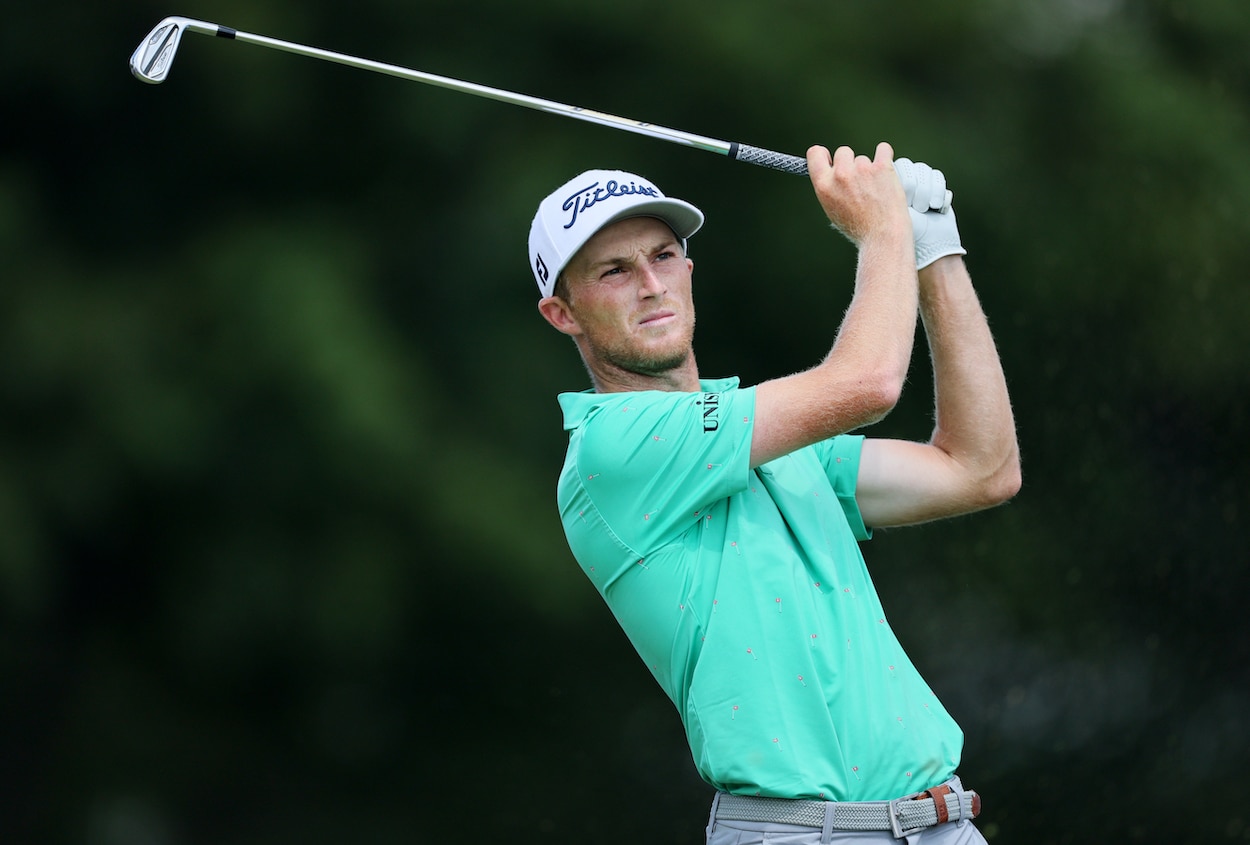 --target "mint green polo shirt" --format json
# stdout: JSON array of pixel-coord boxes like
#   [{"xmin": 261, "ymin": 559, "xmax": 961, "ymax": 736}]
[{"xmin": 557, "ymin": 377, "xmax": 963, "ymax": 802}]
